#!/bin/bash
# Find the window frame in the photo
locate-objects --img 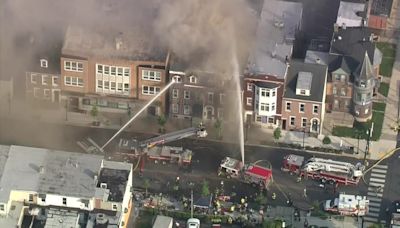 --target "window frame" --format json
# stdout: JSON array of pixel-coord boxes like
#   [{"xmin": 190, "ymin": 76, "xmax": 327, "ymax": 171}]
[
  {"xmin": 246, "ymin": 97, "xmax": 252, "ymax": 106},
  {"xmin": 172, "ymin": 89, "xmax": 179, "ymax": 99},
  {"xmin": 247, "ymin": 83, "xmax": 252, "ymax": 91},
  {"xmin": 313, "ymin": 104, "xmax": 319, "ymax": 114},
  {"xmin": 286, "ymin": 101, "xmax": 291, "ymax": 111},
  {"xmin": 184, "ymin": 90, "xmax": 190, "ymax": 100},
  {"xmin": 290, "ymin": 116, "xmax": 295, "ymax": 126},
  {"xmin": 40, "ymin": 59, "xmax": 48, "ymax": 68},
  {"xmin": 299, "ymin": 103, "xmax": 305, "ymax": 113}
]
